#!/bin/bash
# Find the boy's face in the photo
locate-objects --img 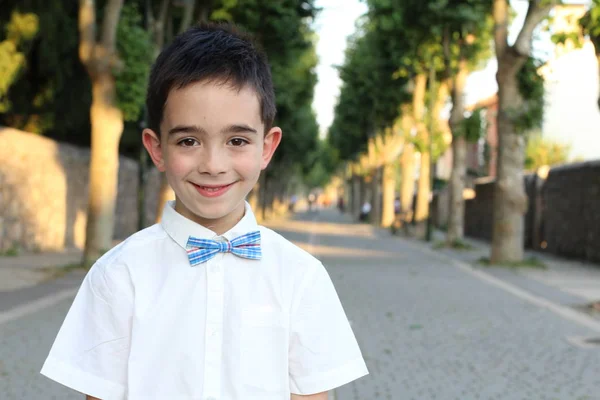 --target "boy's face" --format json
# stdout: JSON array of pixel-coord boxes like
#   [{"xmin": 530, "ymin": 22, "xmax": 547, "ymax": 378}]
[{"xmin": 143, "ymin": 80, "xmax": 281, "ymax": 233}]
